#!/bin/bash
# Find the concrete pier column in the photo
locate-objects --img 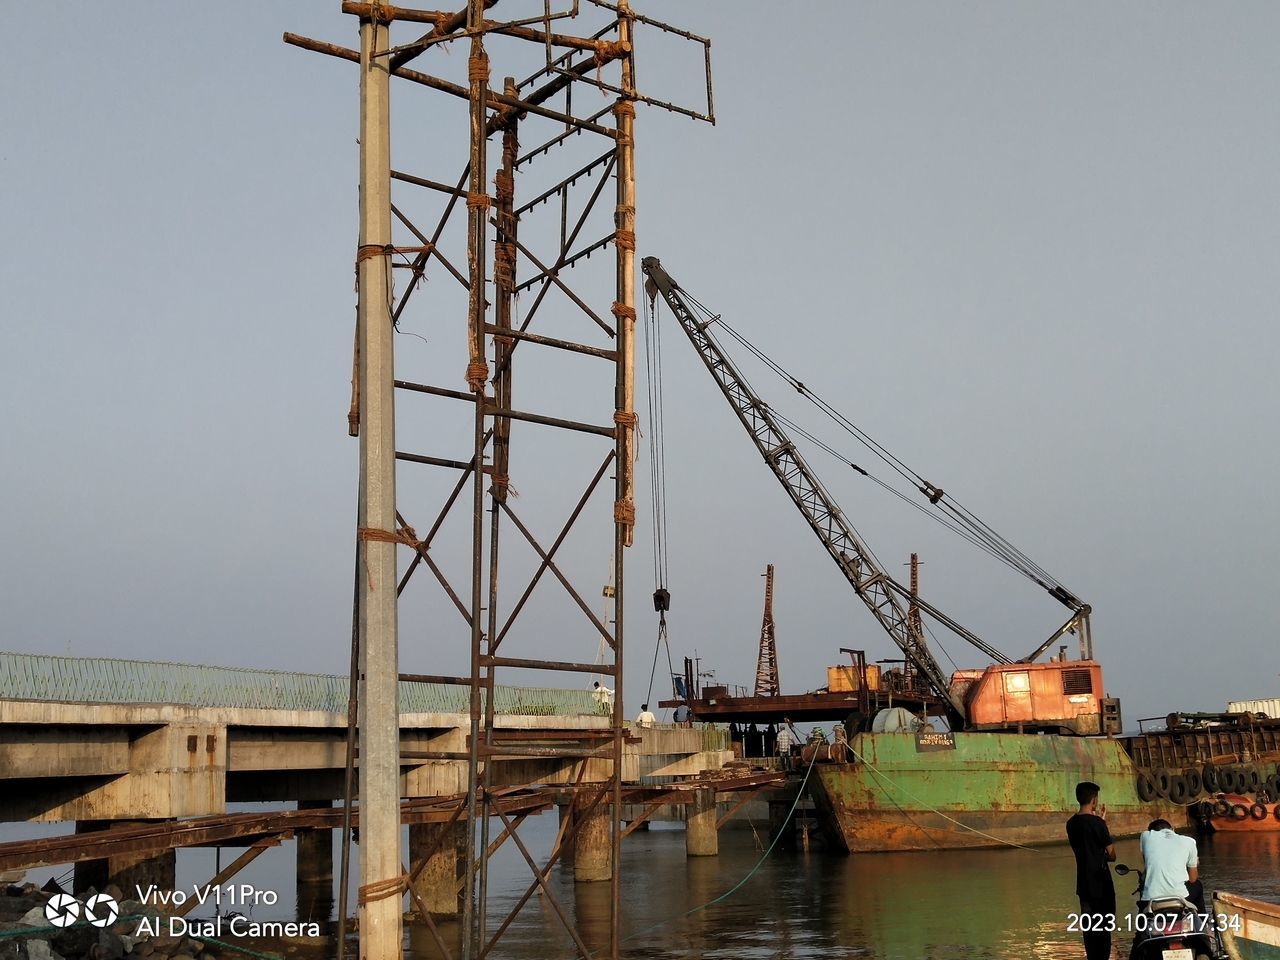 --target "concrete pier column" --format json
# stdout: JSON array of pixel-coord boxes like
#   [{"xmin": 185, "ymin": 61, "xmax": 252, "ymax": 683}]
[
  {"xmin": 685, "ymin": 788, "xmax": 718, "ymax": 857},
  {"xmin": 73, "ymin": 820, "xmax": 176, "ymax": 896},
  {"xmin": 408, "ymin": 821, "xmax": 465, "ymax": 915},
  {"xmin": 572, "ymin": 798, "xmax": 612, "ymax": 883},
  {"xmin": 296, "ymin": 801, "xmax": 333, "ymax": 922}
]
